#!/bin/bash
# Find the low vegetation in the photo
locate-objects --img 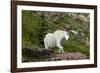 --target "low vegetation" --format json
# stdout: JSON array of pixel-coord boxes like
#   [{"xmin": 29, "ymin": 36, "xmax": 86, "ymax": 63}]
[{"xmin": 22, "ymin": 10, "xmax": 90, "ymax": 62}]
